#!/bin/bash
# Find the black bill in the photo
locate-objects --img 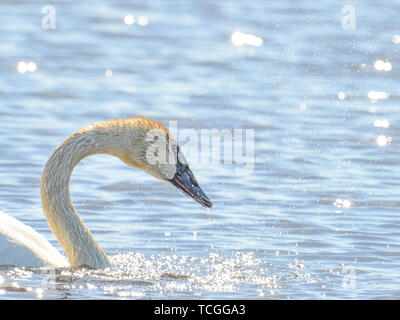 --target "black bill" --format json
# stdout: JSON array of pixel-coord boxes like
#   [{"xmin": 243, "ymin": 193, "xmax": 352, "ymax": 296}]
[{"xmin": 170, "ymin": 163, "xmax": 213, "ymax": 208}]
